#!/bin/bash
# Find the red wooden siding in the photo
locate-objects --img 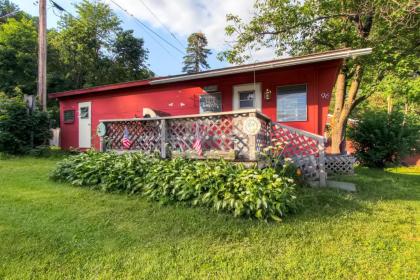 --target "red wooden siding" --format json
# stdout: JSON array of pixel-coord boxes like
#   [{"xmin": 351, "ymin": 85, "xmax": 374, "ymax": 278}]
[{"xmin": 57, "ymin": 60, "xmax": 341, "ymax": 150}]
